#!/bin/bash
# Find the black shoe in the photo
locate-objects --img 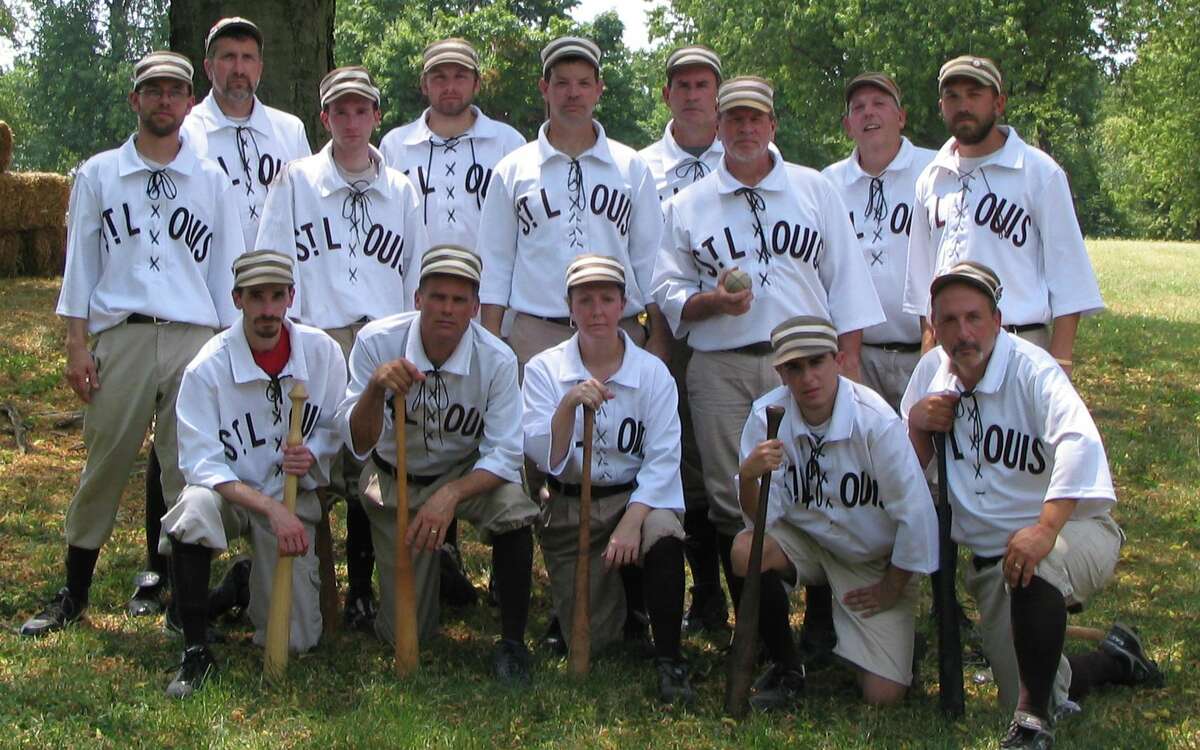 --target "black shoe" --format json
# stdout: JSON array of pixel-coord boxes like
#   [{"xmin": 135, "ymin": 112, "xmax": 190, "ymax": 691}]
[
  {"xmin": 343, "ymin": 590, "xmax": 378, "ymax": 632},
  {"xmin": 1100, "ymin": 622, "xmax": 1164, "ymax": 688},
  {"xmin": 682, "ymin": 585, "xmax": 729, "ymax": 634},
  {"xmin": 163, "ymin": 604, "xmax": 225, "ymax": 644},
  {"xmin": 208, "ymin": 556, "xmax": 251, "ymax": 622},
  {"xmin": 438, "ymin": 544, "xmax": 479, "ymax": 608},
  {"xmin": 19, "ymin": 588, "xmax": 85, "ymax": 637},
  {"xmin": 999, "ymin": 710, "xmax": 1054, "ymax": 749},
  {"xmin": 541, "ymin": 617, "xmax": 567, "ymax": 656},
  {"xmin": 492, "ymin": 638, "xmax": 532, "ymax": 684},
  {"xmin": 127, "ymin": 571, "xmax": 166, "ymax": 617},
  {"xmin": 798, "ymin": 625, "xmax": 837, "ymax": 669},
  {"xmin": 655, "ymin": 657, "xmax": 696, "ymax": 705},
  {"xmin": 748, "ymin": 662, "xmax": 805, "ymax": 712},
  {"xmin": 165, "ymin": 645, "xmax": 217, "ymax": 699}
]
